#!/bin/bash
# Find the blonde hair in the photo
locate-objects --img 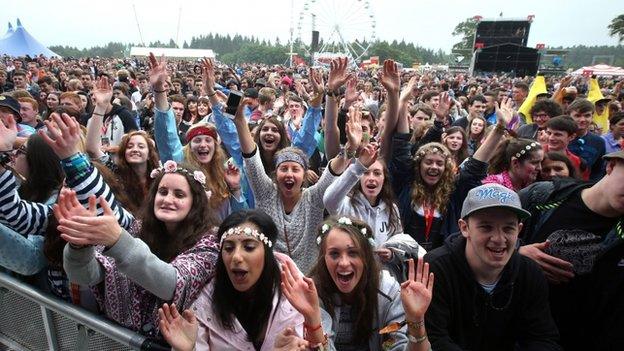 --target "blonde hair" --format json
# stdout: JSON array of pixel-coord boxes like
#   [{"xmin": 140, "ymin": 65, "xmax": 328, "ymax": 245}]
[{"xmin": 411, "ymin": 142, "xmax": 457, "ymax": 214}]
